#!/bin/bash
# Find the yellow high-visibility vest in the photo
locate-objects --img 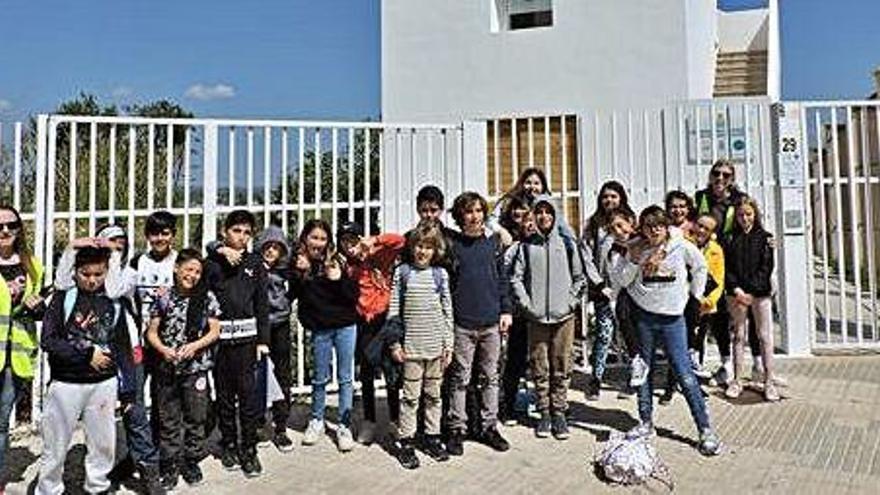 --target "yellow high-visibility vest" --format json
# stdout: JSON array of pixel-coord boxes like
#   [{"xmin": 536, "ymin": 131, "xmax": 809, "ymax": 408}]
[{"xmin": 0, "ymin": 257, "xmax": 44, "ymax": 379}]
